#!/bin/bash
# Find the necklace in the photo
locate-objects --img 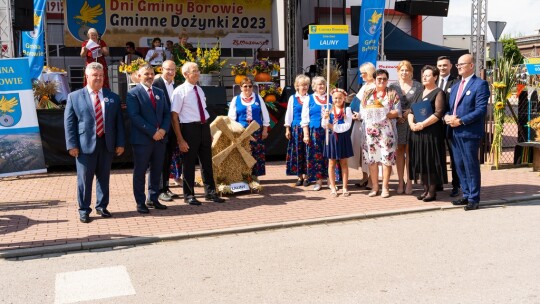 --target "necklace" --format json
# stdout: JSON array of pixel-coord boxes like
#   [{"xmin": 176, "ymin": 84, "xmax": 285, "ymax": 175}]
[{"xmin": 314, "ymin": 94, "xmax": 327, "ymax": 105}]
